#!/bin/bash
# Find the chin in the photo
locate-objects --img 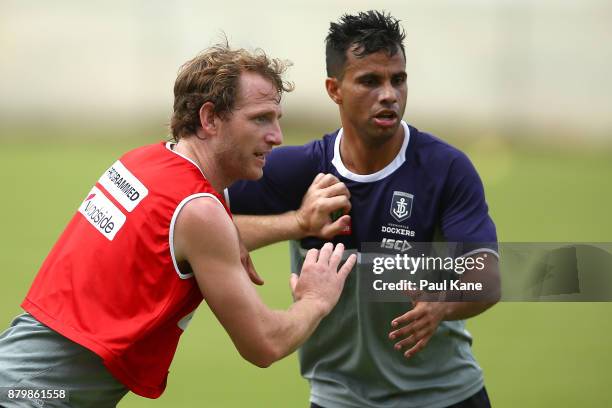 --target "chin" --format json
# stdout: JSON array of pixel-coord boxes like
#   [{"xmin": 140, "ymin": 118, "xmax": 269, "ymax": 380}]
[
  {"xmin": 242, "ymin": 167, "xmax": 264, "ymax": 181},
  {"xmin": 379, "ymin": 126, "xmax": 399, "ymax": 137},
  {"xmin": 364, "ymin": 127, "xmax": 396, "ymax": 147}
]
